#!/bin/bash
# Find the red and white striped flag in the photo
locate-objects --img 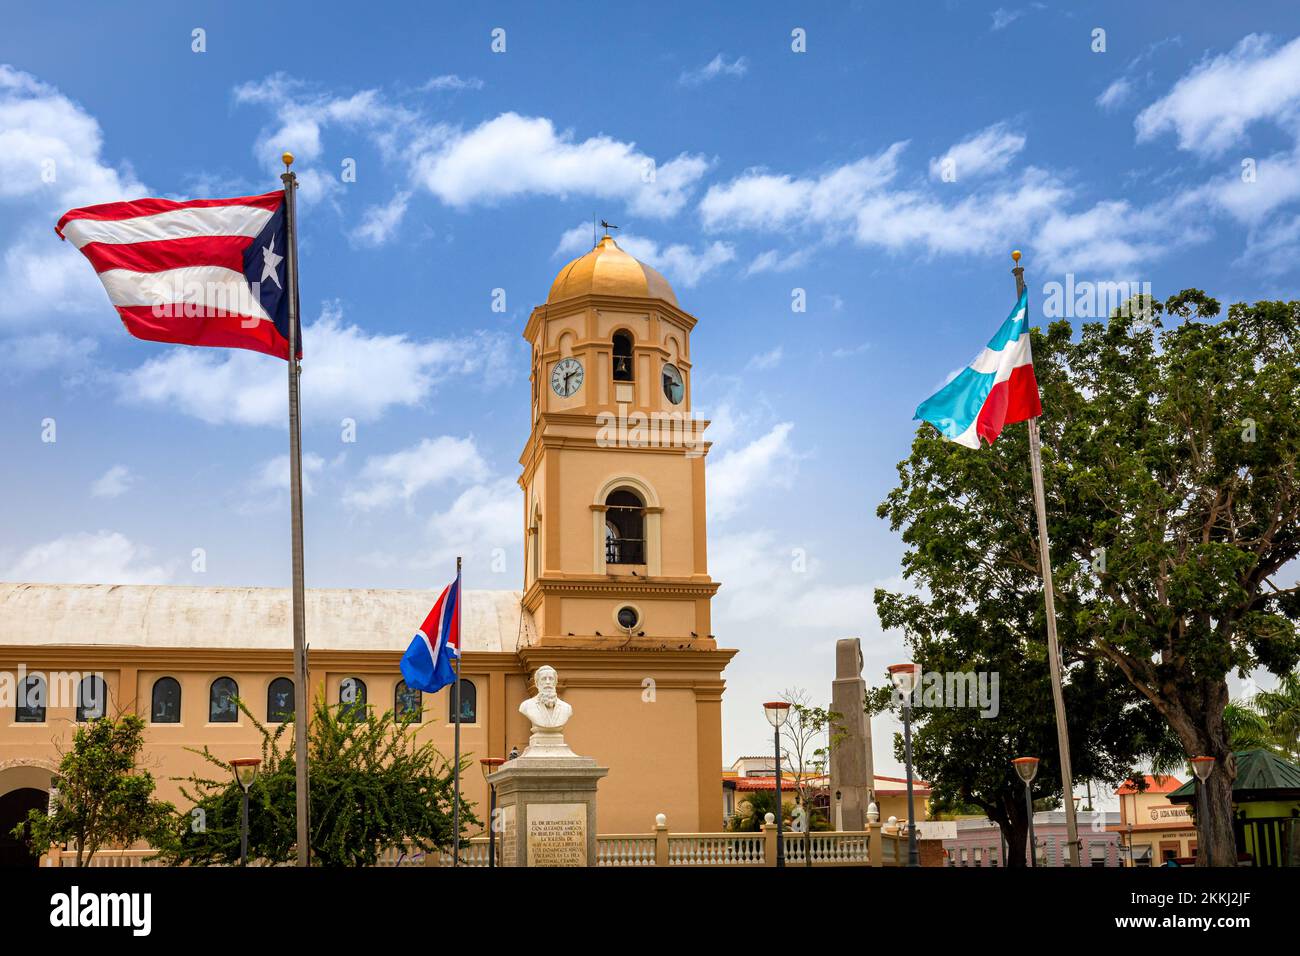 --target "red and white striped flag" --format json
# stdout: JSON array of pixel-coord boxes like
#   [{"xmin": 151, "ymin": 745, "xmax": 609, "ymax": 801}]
[{"xmin": 56, "ymin": 191, "xmax": 294, "ymax": 359}]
